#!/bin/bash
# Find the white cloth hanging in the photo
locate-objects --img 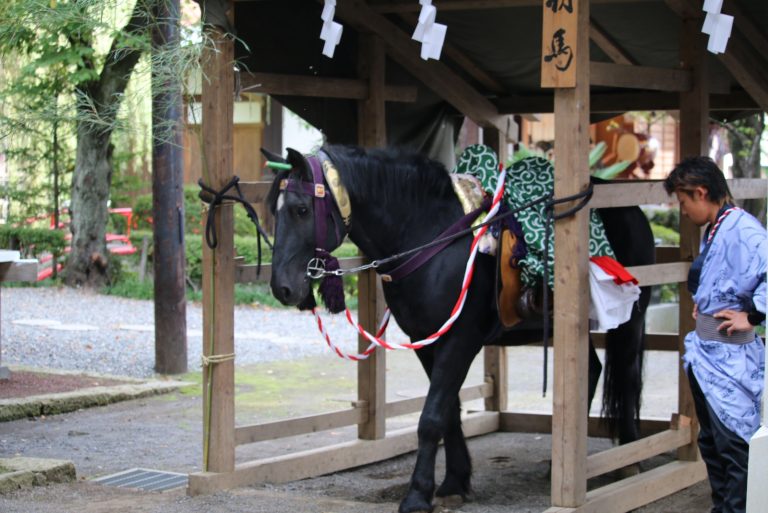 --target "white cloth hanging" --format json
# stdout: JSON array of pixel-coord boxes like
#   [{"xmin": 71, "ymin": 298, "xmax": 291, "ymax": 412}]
[{"xmin": 588, "ymin": 260, "xmax": 641, "ymax": 332}]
